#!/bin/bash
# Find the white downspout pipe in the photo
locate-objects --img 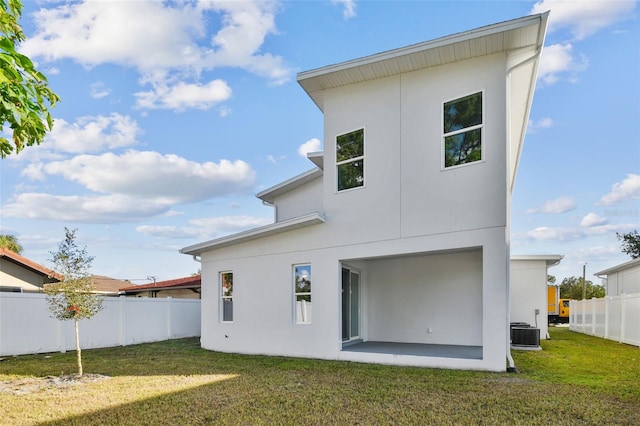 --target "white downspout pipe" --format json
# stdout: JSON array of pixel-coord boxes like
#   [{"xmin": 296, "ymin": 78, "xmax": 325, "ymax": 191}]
[{"xmin": 505, "ymin": 37, "xmax": 545, "ymax": 373}]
